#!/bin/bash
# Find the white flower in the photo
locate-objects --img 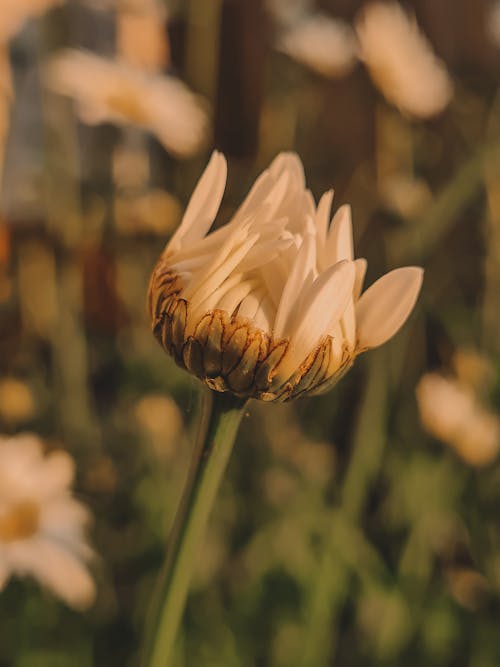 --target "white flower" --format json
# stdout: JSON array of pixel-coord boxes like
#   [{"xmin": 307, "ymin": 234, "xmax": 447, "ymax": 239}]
[
  {"xmin": 416, "ymin": 373, "xmax": 500, "ymax": 466},
  {"xmin": 0, "ymin": 434, "xmax": 96, "ymax": 609},
  {"xmin": 149, "ymin": 151, "xmax": 423, "ymax": 401},
  {"xmin": 0, "ymin": 0, "xmax": 63, "ymax": 42},
  {"xmin": 44, "ymin": 49, "xmax": 208, "ymax": 158},
  {"xmin": 355, "ymin": 1, "xmax": 453, "ymax": 118},
  {"xmin": 277, "ymin": 13, "xmax": 358, "ymax": 79}
]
